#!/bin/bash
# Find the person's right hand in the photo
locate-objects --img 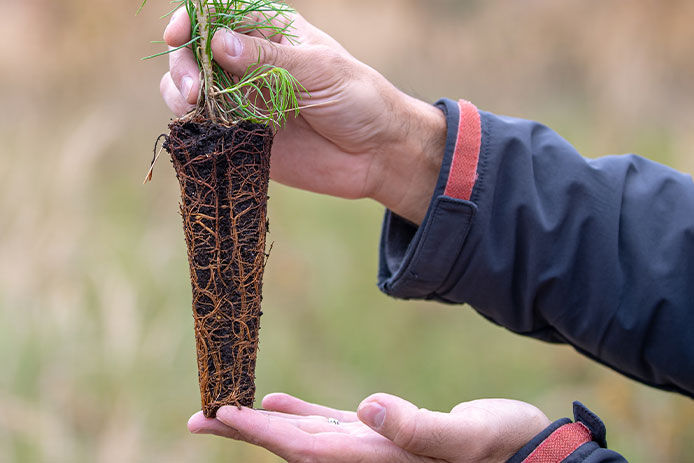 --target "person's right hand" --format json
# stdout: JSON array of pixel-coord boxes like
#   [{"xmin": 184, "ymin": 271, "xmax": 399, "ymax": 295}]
[{"xmin": 160, "ymin": 7, "xmax": 447, "ymax": 224}]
